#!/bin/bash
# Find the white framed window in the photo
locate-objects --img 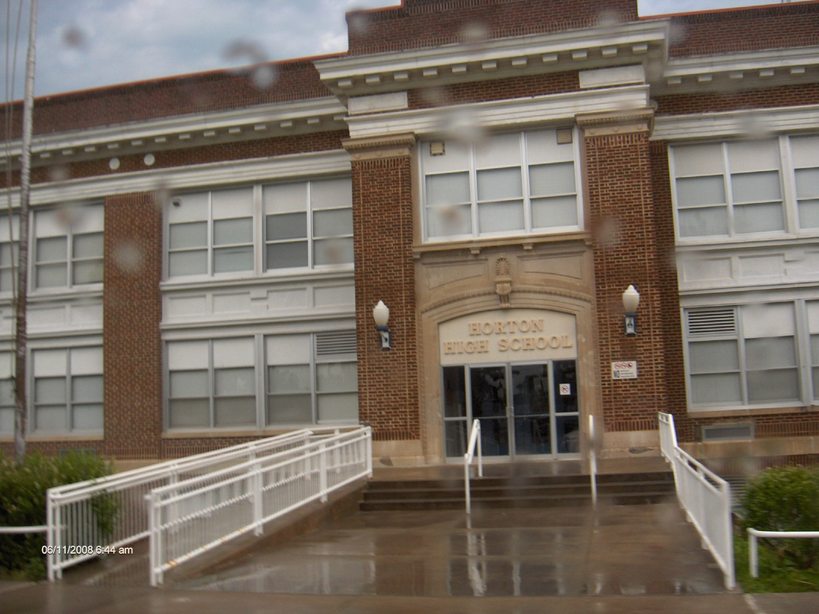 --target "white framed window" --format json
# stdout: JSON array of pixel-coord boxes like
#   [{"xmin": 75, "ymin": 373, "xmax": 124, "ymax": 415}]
[
  {"xmin": 33, "ymin": 205, "xmax": 104, "ymax": 289},
  {"xmin": 420, "ymin": 128, "xmax": 581, "ymax": 241},
  {"xmin": 0, "ymin": 215, "xmax": 19, "ymax": 294},
  {"xmin": 0, "ymin": 352, "xmax": 14, "ymax": 434},
  {"xmin": 263, "ymin": 177, "xmax": 353, "ymax": 270},
  {"xmin": 670, "ymin": 134, "xmax": 819, "ymax": 242},
  {"xmin": 685, "ymin": 303, "xmax": 801, "ymax": 410},
  {"xmin": 166, "ymin": 178, "xmax": 353, "ymax": 280},
  {"xmin": 166, "ymin": 330, "xmax": 357, "ymax": 430},
  {"xmin": 167, "ymin": 188, "xmax": 254, "ymax": 278},
  {"xmin": 31, "ymin": 345, "xmax": 103, "ymax": 433}
]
